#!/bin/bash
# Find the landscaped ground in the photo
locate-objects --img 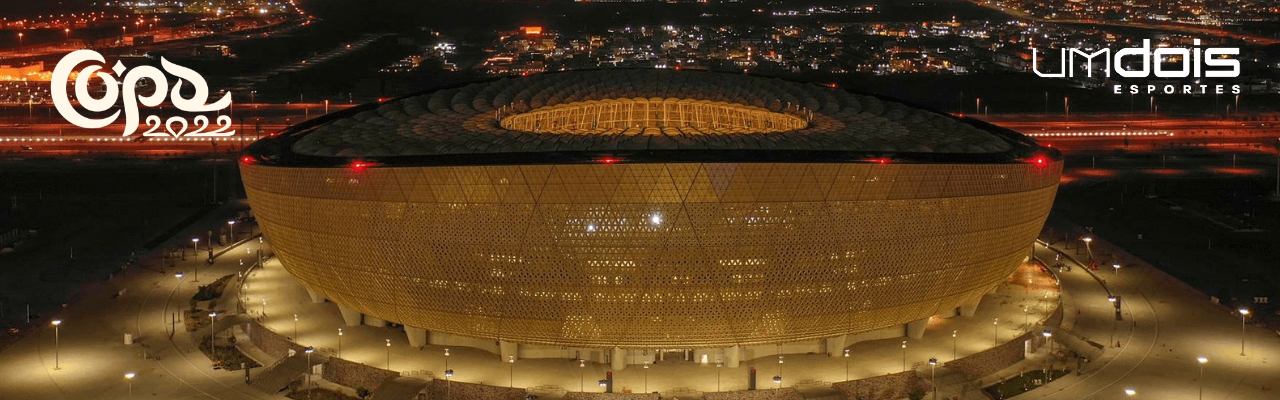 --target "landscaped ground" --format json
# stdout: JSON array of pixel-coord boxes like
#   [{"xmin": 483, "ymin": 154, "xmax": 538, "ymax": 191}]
[{"xmin": 985, "ymin": 368, "xmax": 1070, "ymax": 399}]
